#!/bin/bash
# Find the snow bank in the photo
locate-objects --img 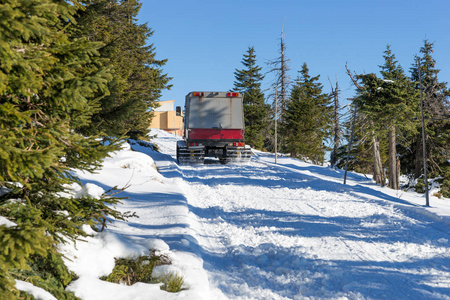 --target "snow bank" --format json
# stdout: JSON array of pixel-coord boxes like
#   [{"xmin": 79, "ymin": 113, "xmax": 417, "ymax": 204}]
[
  {"xmin": 0, "ymin": 216, "xmax": 16, "ymax": 228},
  {"xmin": 15, "ymin": 280, "xmax": 57, "ymax": 300},
  {"xmin": 61, "ymin": 140, "xmax": 225, "ymax": 300},
  {"xmin": 61, "ymin": 228, "xmax": 175, "ymax": 300}
]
